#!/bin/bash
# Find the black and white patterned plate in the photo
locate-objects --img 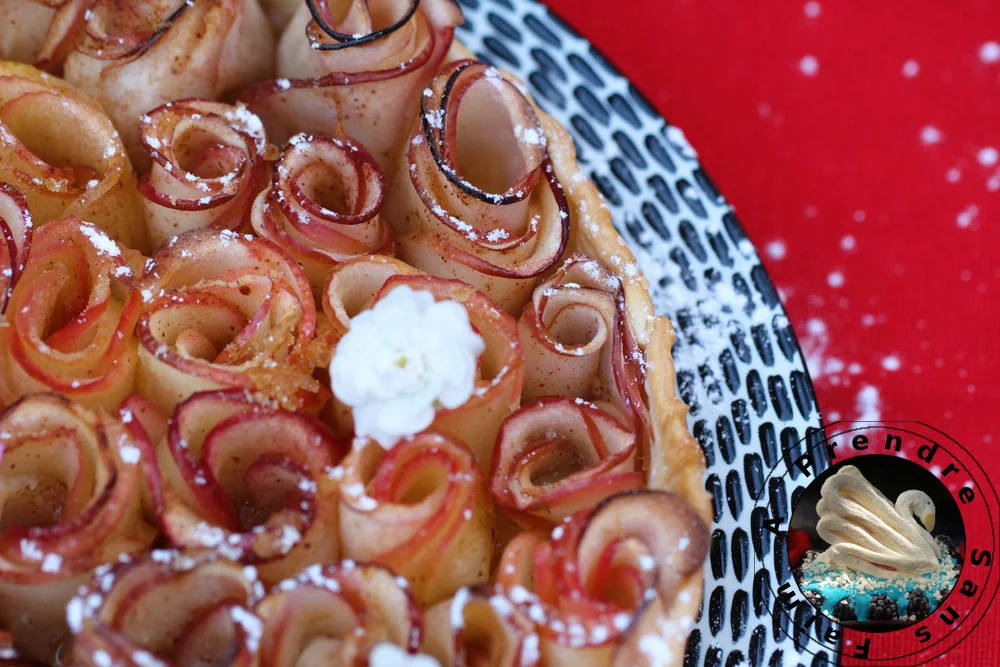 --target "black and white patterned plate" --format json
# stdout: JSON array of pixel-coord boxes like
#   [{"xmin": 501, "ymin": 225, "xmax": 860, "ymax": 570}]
[{"xmin": 455, "ymin": 1, "xmax": 834, "ymax": 665}]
